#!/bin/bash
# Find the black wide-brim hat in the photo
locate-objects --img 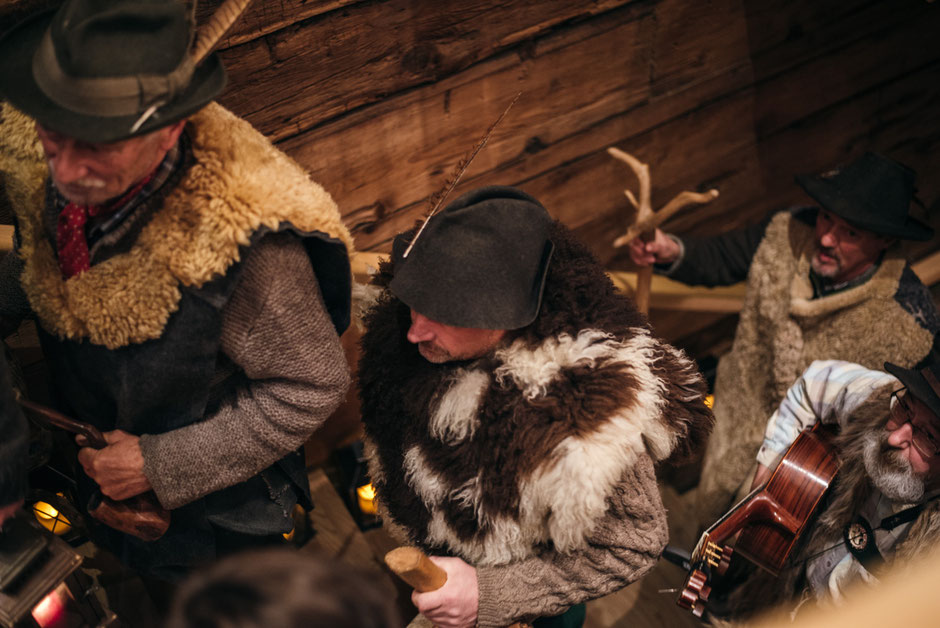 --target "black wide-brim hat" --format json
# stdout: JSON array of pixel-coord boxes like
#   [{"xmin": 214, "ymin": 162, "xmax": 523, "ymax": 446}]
[
  {"xmin": 884, "ymin": 360, "xmax": 940, "ymax": 421},
  {"xmin": 0, "ymin": 1, "xmax": 226, "ymax": 143},
  {"xmin": 795, "ymin": 151, "xmax": 933, "ymax": 241},
  {"xmin": 390, "ymin": 186, "xmax": 555, "ymax": 330}
]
